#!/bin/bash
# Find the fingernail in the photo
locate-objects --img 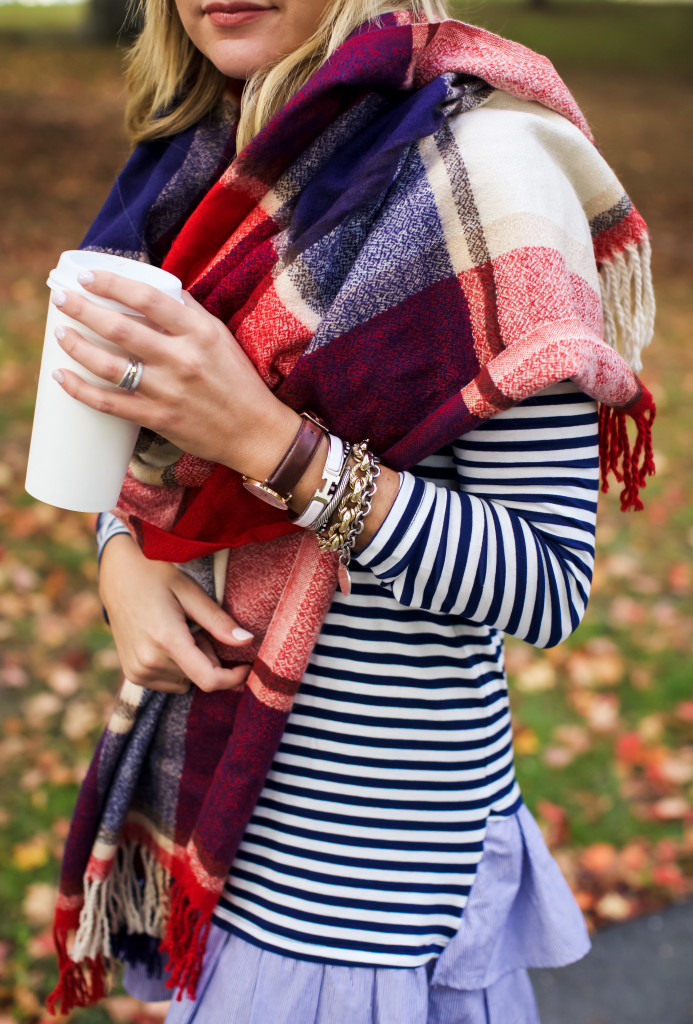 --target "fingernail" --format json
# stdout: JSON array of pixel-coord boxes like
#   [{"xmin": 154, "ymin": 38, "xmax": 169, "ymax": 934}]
[
  {"xmin": 77, "ymin": 271, "xmax": 95, "ymax": 286},
  {"xmin": 232, "ymin": 627, "xmax": 254, "ymax": 642},
  {"xmin": 52, "ymin": 369, "xmax": 65, "ymax": 384},
  {"xmin": 55, "ymin": 326, "xmax": 66, "ymax": 341},
  {"xmin": 52, "ymin": 289, "xmax": 66, "ymax": 307}
]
